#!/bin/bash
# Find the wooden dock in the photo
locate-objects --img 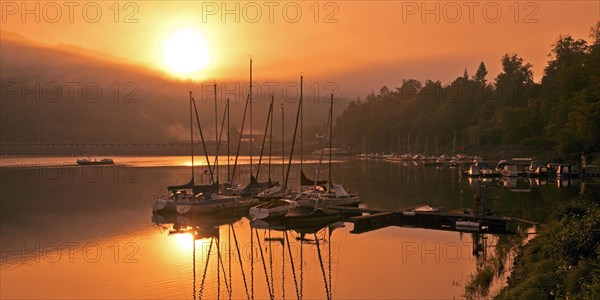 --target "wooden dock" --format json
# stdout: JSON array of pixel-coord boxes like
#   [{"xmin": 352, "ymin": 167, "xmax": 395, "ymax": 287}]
[{"xmin": 330, "ymin": 206, "xmax": 532, "ymax": 234}]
